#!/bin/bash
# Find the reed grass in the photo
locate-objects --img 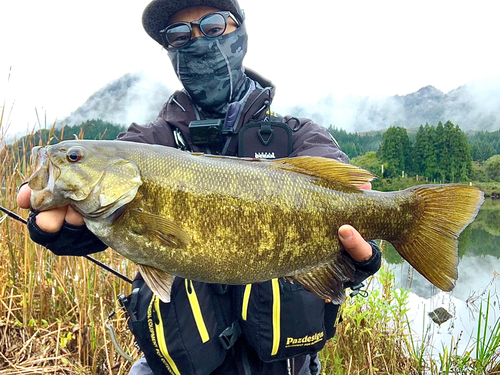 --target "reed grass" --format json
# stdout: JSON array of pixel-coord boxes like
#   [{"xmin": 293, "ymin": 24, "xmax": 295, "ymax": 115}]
[
  {"xmin": 0, "ymin": 127, "xmax": 498, "ymax": 374},
  {"xmin": 0, "ymin": 126, "xmax": 138, "ymax": 374}
]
